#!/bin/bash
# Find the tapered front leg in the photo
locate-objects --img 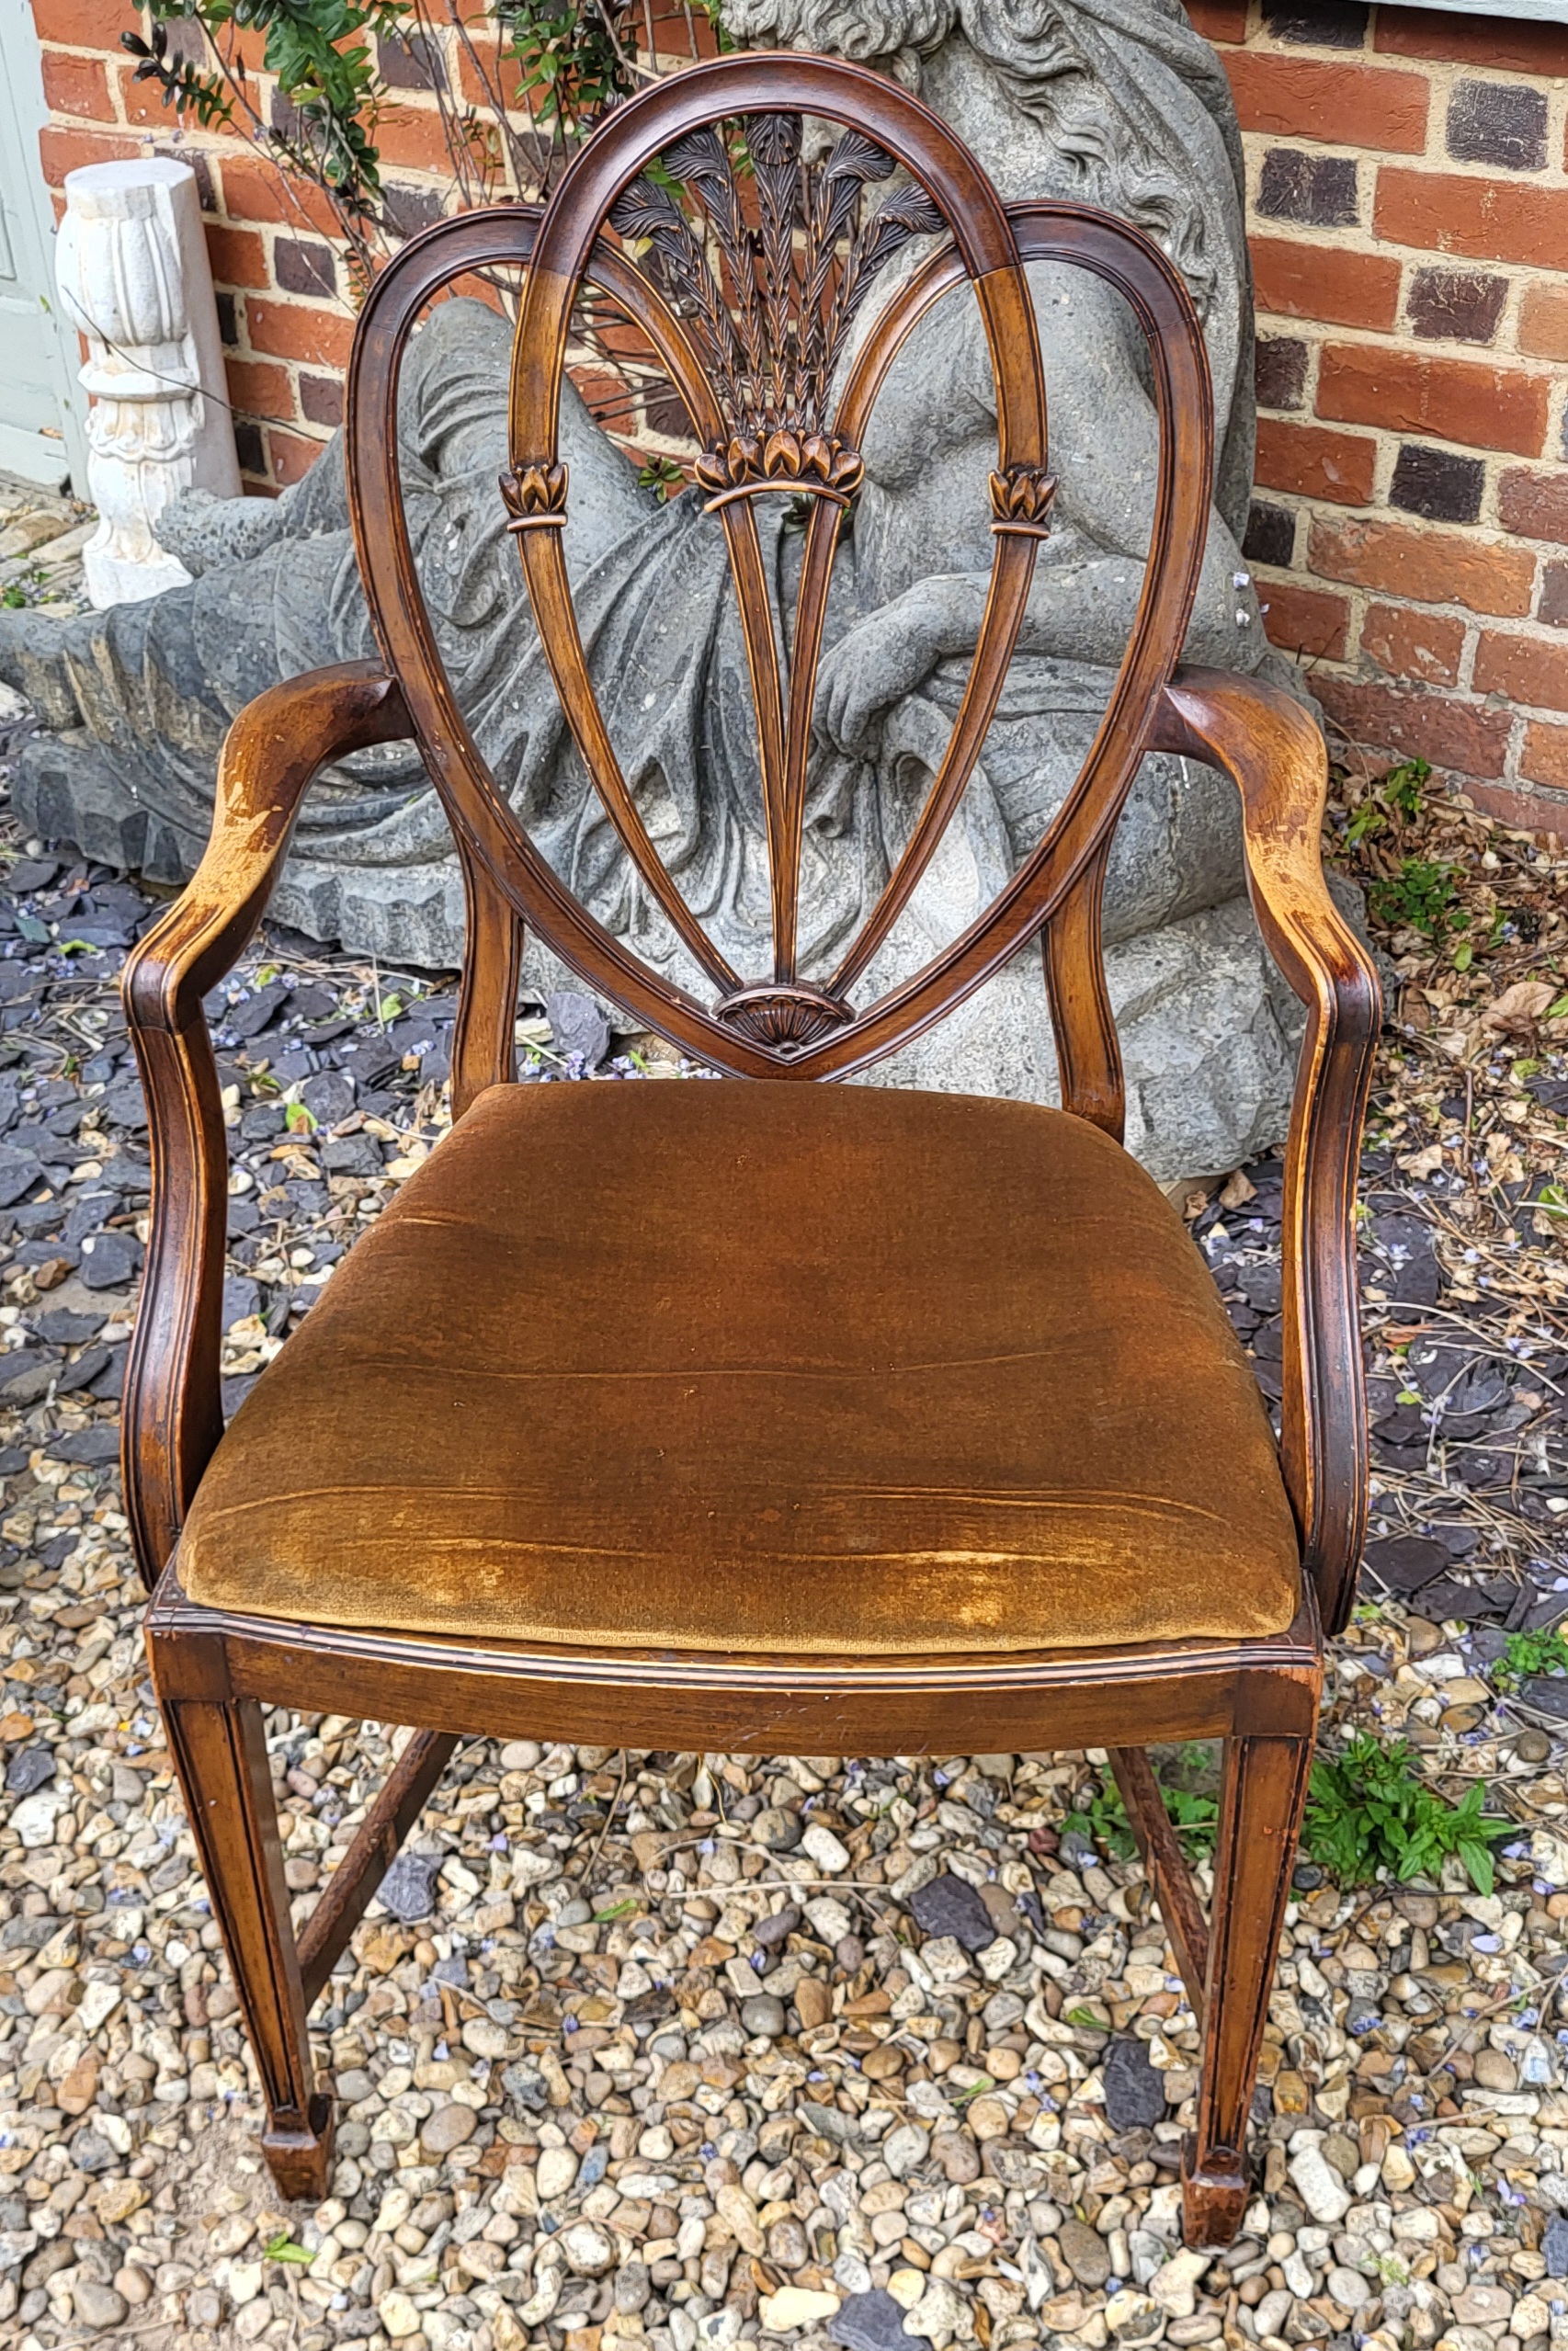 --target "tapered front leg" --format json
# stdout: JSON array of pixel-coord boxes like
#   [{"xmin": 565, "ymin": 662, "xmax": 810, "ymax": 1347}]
[
  {"xmin": 1184, "ymin": 1732, "xmax": 1312, "ymax": 2248},
  {"xmin": 154, "ymin": 1635, "xmax": 332, "ymax": 2198}
]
